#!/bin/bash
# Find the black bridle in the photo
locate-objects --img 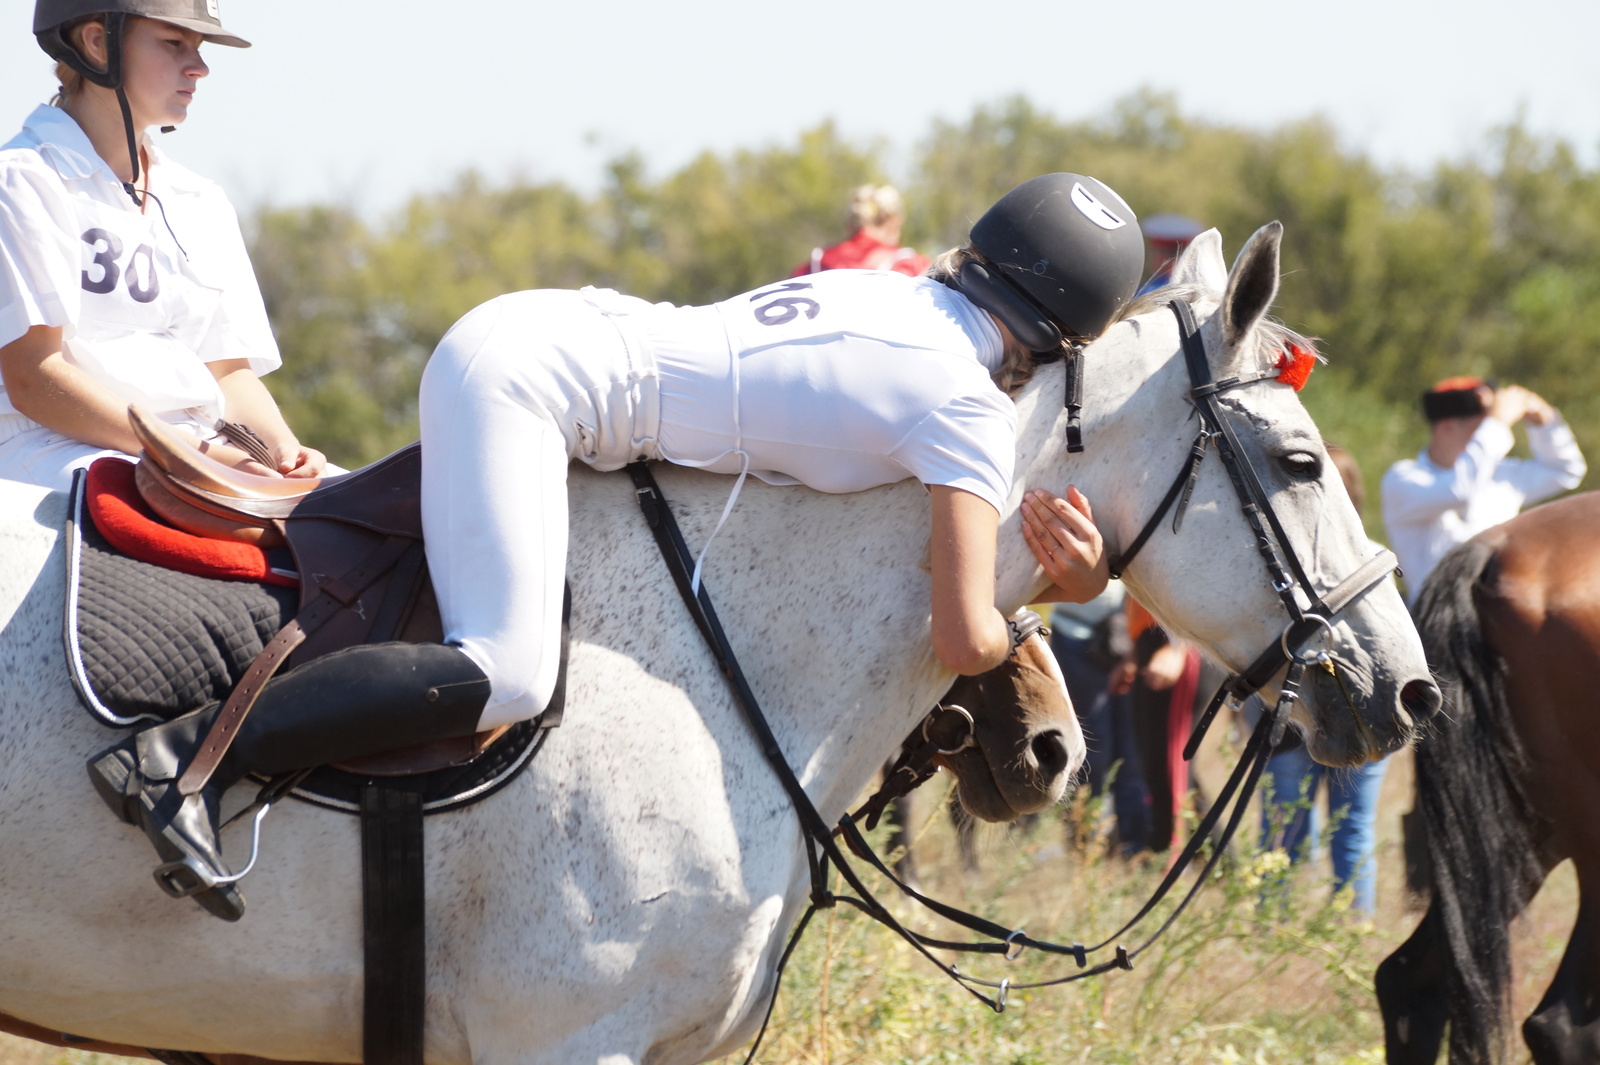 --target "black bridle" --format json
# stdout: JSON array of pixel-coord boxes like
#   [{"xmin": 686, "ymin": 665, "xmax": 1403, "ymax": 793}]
[
  {"xmin": 623, "ymin": 297, "xmax": 1400, "ymax": 1061},
  {"xmin": 1108, "ymin": 301, "xmax": 1399, "ymax": 760}
]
